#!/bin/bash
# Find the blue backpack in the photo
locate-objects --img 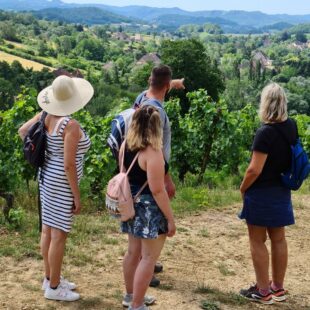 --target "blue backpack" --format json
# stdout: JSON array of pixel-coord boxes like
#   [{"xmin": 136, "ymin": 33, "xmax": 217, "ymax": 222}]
[
  {"xmin": 107, "ymin": 93, "xmax": 165, "ymax": 160},
  {"xmin": 271, "ymin": 123, "xmax": 310, "ymax": 190}
]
